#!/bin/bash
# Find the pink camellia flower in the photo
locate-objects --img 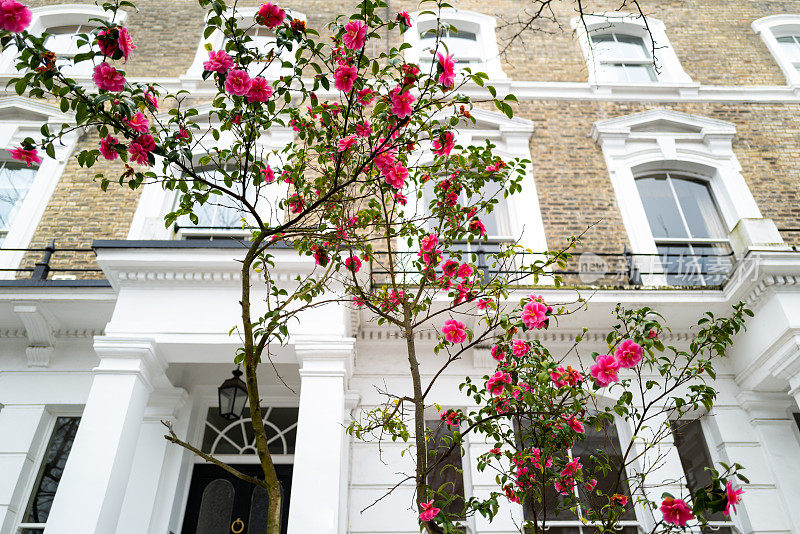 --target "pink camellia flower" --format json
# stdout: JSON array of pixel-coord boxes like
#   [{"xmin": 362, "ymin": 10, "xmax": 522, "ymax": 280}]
[
  {"xmin": 522, "ymin": 301, "xmax": 548, "ymax": 330},
  {"xmin": 395, "ymin": 192, "xmax": 407, "ymax": 205},
  {"xmin": 247, "ymin": 76, "xmax": 274, "ymax": 103},
  {"xmin": 145, "ymin": 91, "xmax": 158, "ymax": 109},
  {"xmin": 486, "ymin": 371, "xmax": 512, "ymax": 396},
  {"xmin": 93, "ymin": 62, "xmax": 126, "ymax": 92},
  {"xmin": 490, "ymin": 345, "xmax": 504, "ymax": 361},
  {"xmin": 554, "ymin": 477, "xmax": 575, "ymax": 495},
  {"xmin": 477, "ymin": 298, "xmax": 493, "ymax": 310},
  {"xmin": 352, "ymin": 295, "xmax": 365, "ymax": 307},
  {"xmin": 313, "ymin": 247, "xmax": 329, "ymax": 267},
  {"xmin": 615, "ymin": 339, "xmax": 643, "ymax": 368},
  {"xmin": 590, "ymin": 354, "xmax": 620, "ymax": 387},
  {"xmin": 334, "ymin": 63, "xmax": 358, "ymax": 93},
  {"xmin": 437, "ymin": 52, "xmax": 456, "ymax": 88},
  {"xmin": 458, "ymin": 263, "xmax": 473, "ymax": 279},
  {"xmin": 432, "ymin": 131, "xmax": 455, "ymax": 156},
  {"xmin": 468, "ymin": 217, "xmax": 487, "ymax": 237},
  {"xmin": 550, "ymin": 365, "xmax": 583, "ymax": 388},
  {"xmin": 287, "ymin": 194, "xmax": 304, "ymax": 213},
  {"xmin": 128, "ymin": 142, "xmax": 150, "ymax": 166},
  {"xmin": 561, "ymin": 458, "xmax": 582, "ymax": 478},
  {"xmin": 441, "ymin": 259, "xmax": 459, "ymax": 278},
  {"xmin": 660, "ymin": 496, "xmax": 695, "ymax": 526},
  {"xmin": 357, "ymin": 88, "xmax": 374, "ymax": 105},
  {"xmin": 257, "ymin": 2, "xmax": 285, "ymax": 28},
  {"xmin": 563, "ymin": 415, "xmax": 585, "ymax": 434},
  {"xmin": 724, "ymin": 480, "xmax": 744, "ymax": 516},
  {"xmin": 389, "ymin": 85, "xmax": 415, "ymax": 118},
  {"xmin": 419, "ymin": 500, "xmax": 440, "ymax": 522},
  {"xmin": 611, "ymin": 494, "xmax": 628, "ymax": 507},
  {"xmin": 395, "ymin": 11, "xmax": 411, "ymax": 28},
  {"xmin": 584, "ymin": 479, "xmax": 597, "ymax": 491},
  {"xmin": 0, "ymin": 0, "xmax": 32, "ymax": 33},
  {"xmin": 345, "ymin": 255, "xmax": 362, "ymax": 273},
  {"xmin": 9, "ymin": 147, "xmax": 40, "ymax": 166},
  {"xmin": 647, "ymin": 329, "xmax": 659, "ymax": 340},
  {"xmin": 512, "ymin": 339, "xmax": 528, "ymax": 357},
  {"xmin": 338, "ymin": 135, "xmax": 357, "ymax": 152},
  {"xmin": 135, "ymin": 134, "xmax": 155, "ymax": 153},
  {"xmin": 224, "ymin": 69, "xmax": 252, "ymax": 96},
  {"xmin": 177, "ymin": 128, "xmax": 190, "ymax": 141},
  {"xmin": 97, "ymin": 29, "xmax": 120, "ymax": 57},
  {"xmin": 127, "ymin": 112, "xmax": 149, "ymax": 133},
  {"xmin": 420, "ymin": 233, "xmax": 438, "ymax": 252},
  {"xmin": 489, "ymin": 447, "xmax": 501, "ymax": 455},
  {"xmin": 262, "ymin": 165, "xmax": 275, "ymax": 184},
  {"xmin": 355, "ymin": 120, "xmax": 372, "ymax": 137},
  {"xmin": 343, "ymin": 20, "xmax": 367, "ymax": 50},
  {"xmin": 117, "ymin": 27, "xmax": 136, "ymax": 59},
  {"xmin": 203, "ymin": 50, "xmax": 234, "ymax": 73},
  {"xmin": 442, "ymin": 319, "xmax": 467, "ymax": 344},
  {"xmin": 384, "ymin": 162, "xmax": 408, "ymax": 190},
  {"xmin": 99, "ymin": 135, "xmax": 118, "ymax": 160}
]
